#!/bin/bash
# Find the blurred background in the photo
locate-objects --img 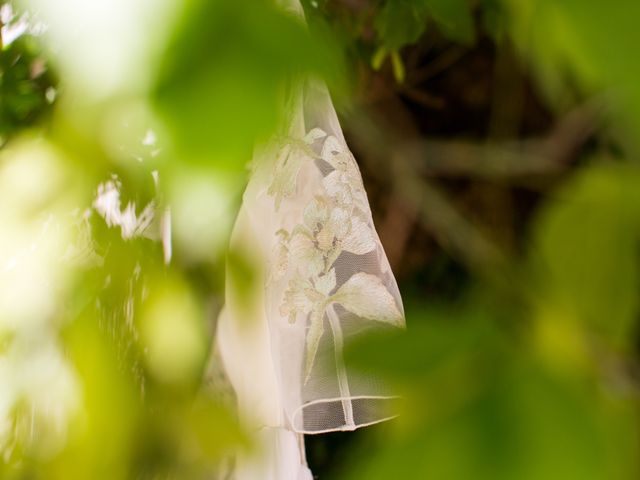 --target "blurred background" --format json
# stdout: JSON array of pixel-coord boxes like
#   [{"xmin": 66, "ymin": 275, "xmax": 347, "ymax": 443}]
[{"xmin": 1, "ymin": 0, "xmax": 640, "ymax": 478}]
